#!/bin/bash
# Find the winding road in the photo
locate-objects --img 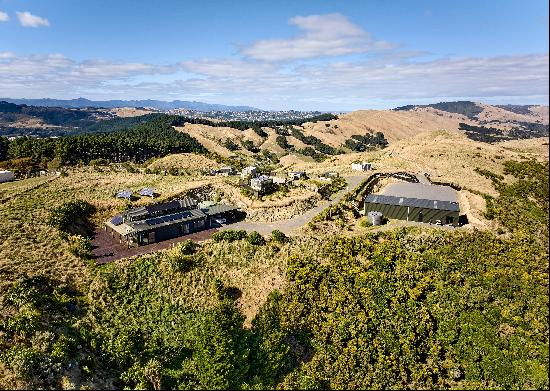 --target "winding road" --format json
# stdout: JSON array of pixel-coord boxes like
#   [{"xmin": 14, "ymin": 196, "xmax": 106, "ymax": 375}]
[{"xmin": 221, "ymin": 175, "xmax": 367, "ymax": 235}]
